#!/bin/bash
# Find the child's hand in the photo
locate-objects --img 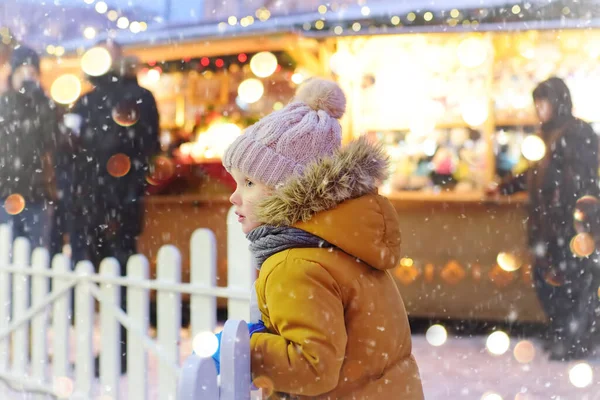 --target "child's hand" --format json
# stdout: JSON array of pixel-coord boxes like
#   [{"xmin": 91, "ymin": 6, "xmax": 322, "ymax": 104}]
[
  {"xmin": 248, "ymin": 320, "xmax": 267, "ymax": 335},
  {"xmin": 209, "ymin": 321, "xmax": 267, "ymax": 375}
]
